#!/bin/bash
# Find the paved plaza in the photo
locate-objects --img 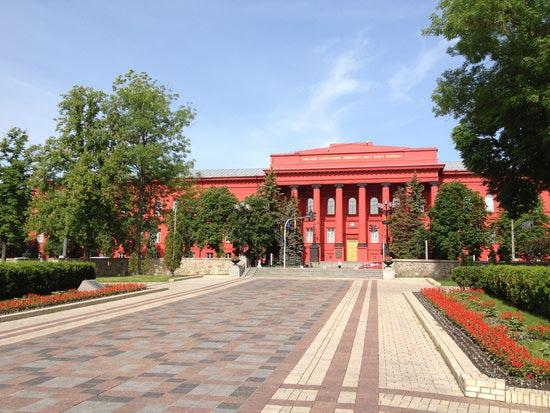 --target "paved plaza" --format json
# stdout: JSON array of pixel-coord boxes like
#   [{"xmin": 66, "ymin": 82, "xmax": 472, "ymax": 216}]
[{"xmin": 0, "ymin": 276, "xmax": 548, "ymax": 412}]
